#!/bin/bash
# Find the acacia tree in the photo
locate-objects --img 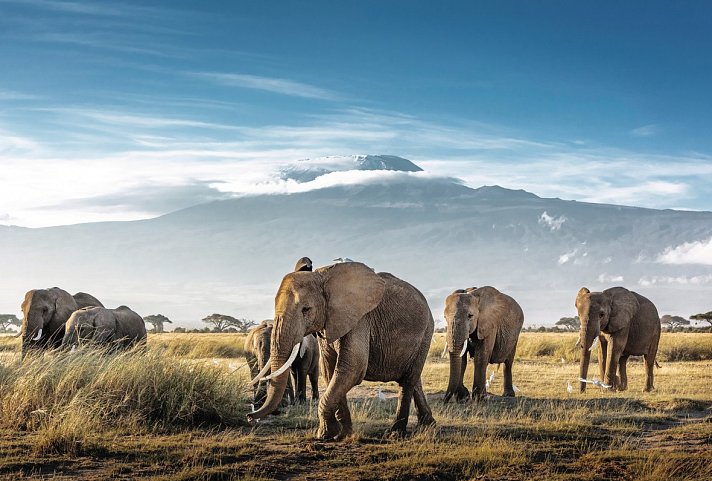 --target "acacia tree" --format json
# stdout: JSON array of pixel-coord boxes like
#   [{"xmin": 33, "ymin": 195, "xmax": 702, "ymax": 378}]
[
  {"xmin": 555, "ymin": 316, "xmax": 580, "ymax": 331},
  {"xmin": 0, "ymin": 314, "xmax": 21, "ymax": 333},
  {"xmin": 690, "ymin": 311, "xmax": 712, "ymax": 328},
  {"xmin": 660, "ymin": 314, "xmax": 690, "ymax": 330},
  {"xmin": 143, "ymin": 314, "xmax": 172, "ymax": 333},
  {"xmin": 201, "ymin": 314, "xmax": 255, "ymax": 333}
]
